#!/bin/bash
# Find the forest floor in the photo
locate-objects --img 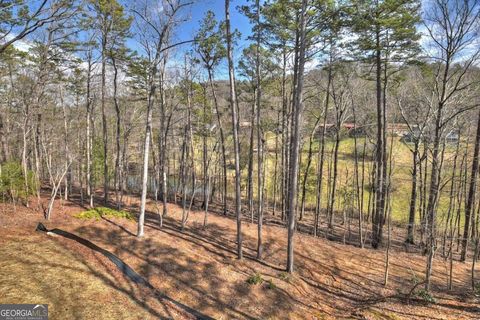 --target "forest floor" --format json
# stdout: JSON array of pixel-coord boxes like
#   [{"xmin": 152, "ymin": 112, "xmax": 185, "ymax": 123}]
[{"xmin": 0, "ymin": 192, "xmax": 479, "ymax": 319}]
